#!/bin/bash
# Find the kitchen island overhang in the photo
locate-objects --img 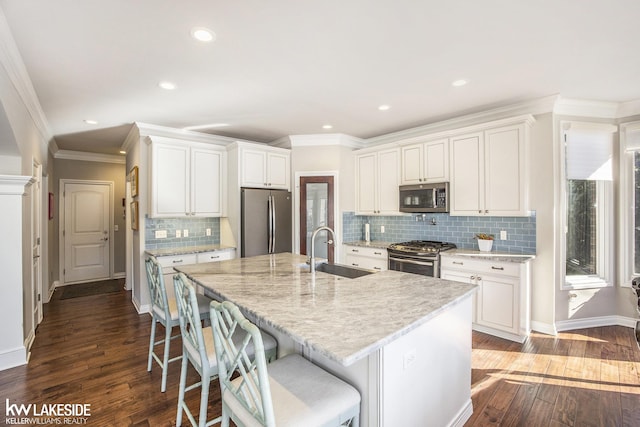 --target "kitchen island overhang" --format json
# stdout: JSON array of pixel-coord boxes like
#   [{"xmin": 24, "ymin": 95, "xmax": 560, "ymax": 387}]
[{"xmin": 175, "ymin": 253, "xmax": 476, "ymax": 427}]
